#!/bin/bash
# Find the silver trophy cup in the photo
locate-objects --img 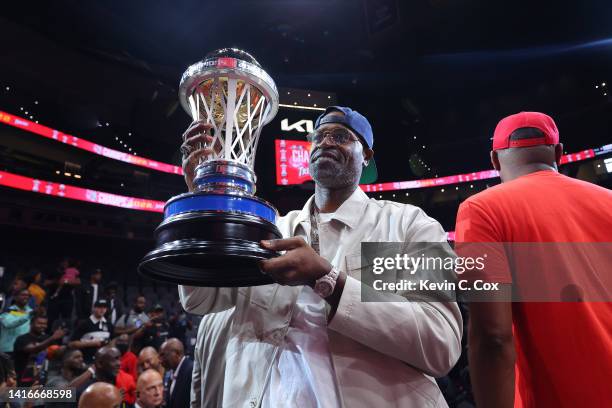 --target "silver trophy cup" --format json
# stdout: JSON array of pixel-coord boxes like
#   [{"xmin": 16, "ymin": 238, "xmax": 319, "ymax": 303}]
[{"xmin": 139, "ymin": 48, "xmax": 281, "ymax": 286}]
